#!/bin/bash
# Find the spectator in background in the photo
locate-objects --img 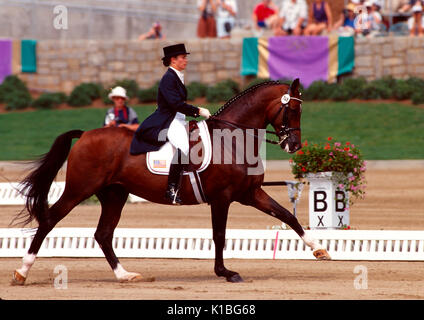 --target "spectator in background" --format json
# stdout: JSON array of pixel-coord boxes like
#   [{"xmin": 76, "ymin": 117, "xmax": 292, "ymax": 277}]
[
  {"xmin": 252, "ymin": 0, "xmax": 280, "ymax": 36},
  {"xmin": 354, "ymin": 1, "xmax": 382, "ymax": 37},
  {"xmin": 197, "ymin": 0, "xmax": 217, "ymax": 38},
  {"xmin": 274, "ymin": 0, "xmax": 308, "ymax": 36},
  {"xmin": 398, "ymin": 0, "xmax": 423, "ymax": 12},
  {"xmin": 104, "ymin": 86, "xmax": 139, "ymax": 131},
  {"xmin": 138, "ymin": 22, "xmax": 164, "ymax": 41},
  {"xmin": 333, "ymin": 3, "xmax": 357, "ymax": 36},
  {"xmin": 408, "ymin": 1, "xmax": 424, "ymax": 36},
  {"xmin": 304, "ymin": 0, "xmax": 333, "ymax": 35},
  {"xmin": 216, "ymin": 0, "xmax": 238, "ymax": 38}
]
